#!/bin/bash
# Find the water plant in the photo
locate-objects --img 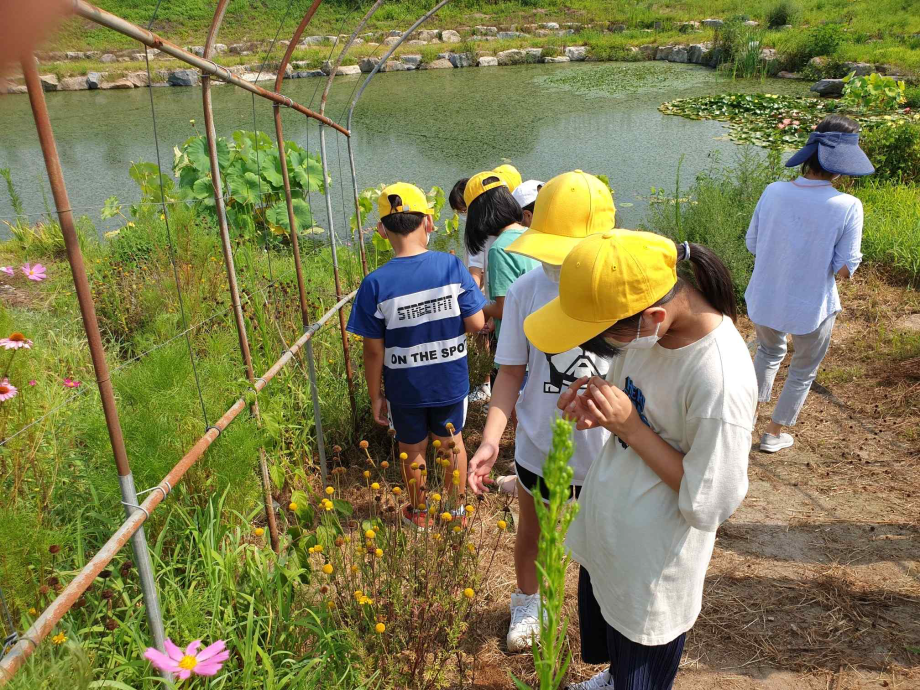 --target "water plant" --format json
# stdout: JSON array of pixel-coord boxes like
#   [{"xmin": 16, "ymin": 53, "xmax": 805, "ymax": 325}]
[{"xmin": 842, "ymin": 72, "xmax": 907, "ymax": 113}]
